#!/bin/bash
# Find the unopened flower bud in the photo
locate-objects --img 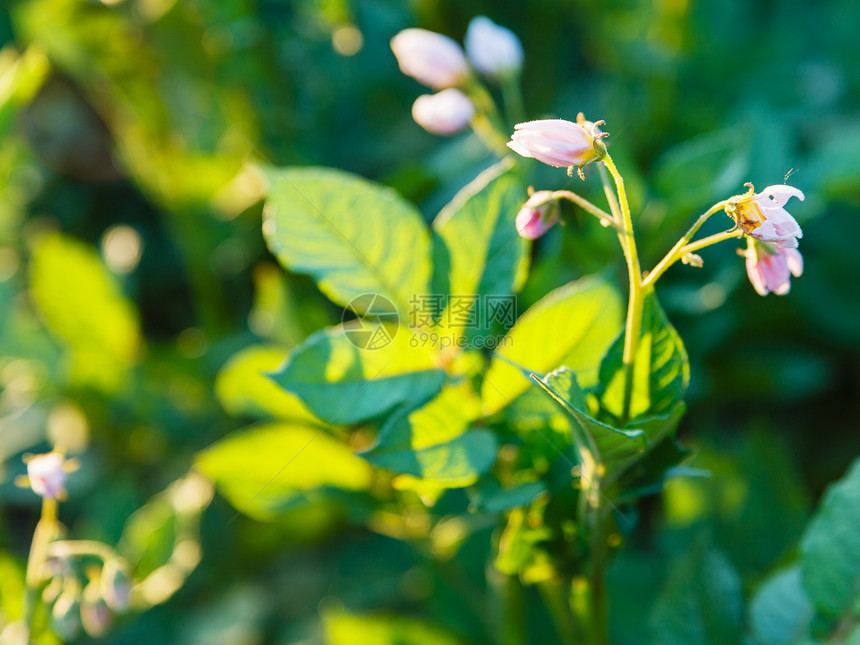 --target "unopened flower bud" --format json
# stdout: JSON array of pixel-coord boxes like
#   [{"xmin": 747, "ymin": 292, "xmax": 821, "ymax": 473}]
[
  {"xmin": 508, "ymin": 119, "xmax": 605, "ymax": 174},
  {"xmin": 391, "ymin": 28, "xmax": 469, "ymax": 89},
  {"xmin": 744, "ymin": 238, "xmax": 803, "ymax": 296},
  {"xmin": 81, "ymin": 582, "xmax": 113, "ymax": 638},
  {"xmin": 411, "ymin": 89, "xmax": 475, "ymax": 135},
  {"xmin": 465, "ymin": 16, "xmax": 523, "ymax": 78},
  {"xmin": 515, "ymin": 191, "xmax": 559, "ymax": 239},
  {"xmin": 52, "ymin": 588, "xmax": 81, "ymax": 640},
  {"xmin": 100, "ymin": 561, "xmax": 132, "ymax": 612}
]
